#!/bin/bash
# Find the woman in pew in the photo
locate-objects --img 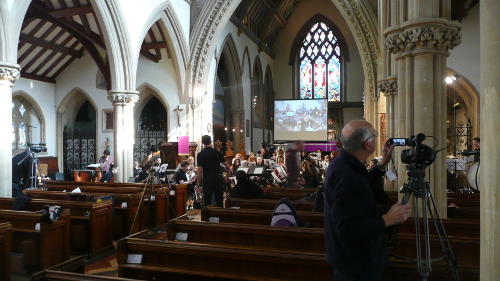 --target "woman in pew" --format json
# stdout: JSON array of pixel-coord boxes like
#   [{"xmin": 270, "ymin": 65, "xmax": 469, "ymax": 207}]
[
  {"xmin": 231, "ymin": 170, "xmax": 263, "ymax": 199},
  {"xmin": 138, "ymin": 162, "xmax": 152, "ymax": 183},
  {"xmin": 100, "ymin": 163, "xmax": 119, "ymax": 183}
]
